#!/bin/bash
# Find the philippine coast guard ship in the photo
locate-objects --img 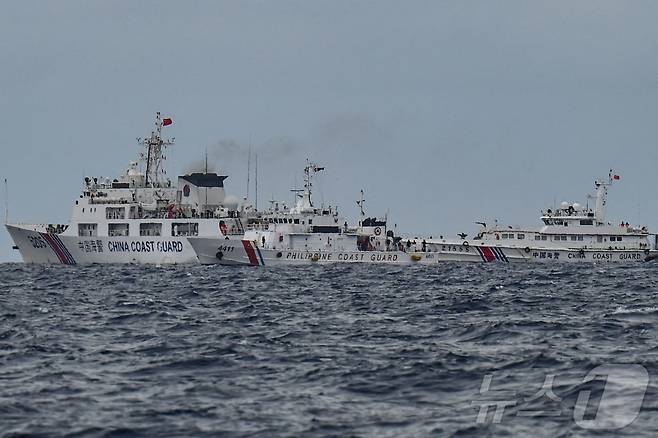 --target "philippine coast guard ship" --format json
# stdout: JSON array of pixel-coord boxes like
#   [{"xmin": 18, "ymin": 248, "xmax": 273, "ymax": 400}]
[
  {"xmin": 420, "ymin": 172, "xmax": 658, "ymax": 263},
  {"xmin": 189, "ymin": 160, "xmax": 431, "ymax": 266},
  {"xmin": 6, "ymin": 113, "xmax": 249, "ymax": 264}
]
